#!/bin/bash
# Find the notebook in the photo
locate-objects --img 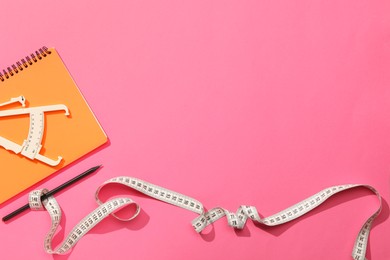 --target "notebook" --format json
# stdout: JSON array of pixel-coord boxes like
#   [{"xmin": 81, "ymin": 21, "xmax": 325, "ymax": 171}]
[{"xmin": 0, "ymin": 47, "xmax": 107, "ymax": 205}]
